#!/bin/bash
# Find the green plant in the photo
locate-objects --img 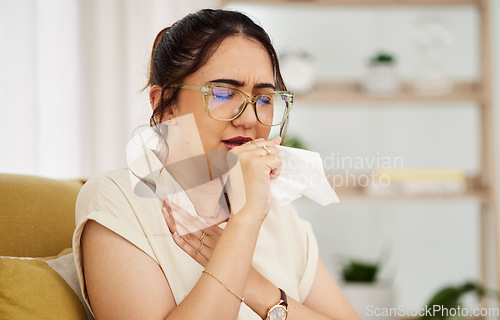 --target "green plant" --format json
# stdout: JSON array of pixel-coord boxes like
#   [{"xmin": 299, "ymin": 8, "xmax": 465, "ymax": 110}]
[
  {"xmin": 419, "ymin": 281, "xmax": 493, "ymax": 320},
  {"xmin": 282, "ymin": 135, "xmax": 307, "ymax": 150},
  {"xmin": 370, "ymin": 52, "xmax": 395, "ymax": 65},
  {"xmin": 336, "ymin": 248, "xmax": 390, "ymax": 283},
  {"xmin": 341, "ymin": 259, "xmax": 380, "ymax": 283}
]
